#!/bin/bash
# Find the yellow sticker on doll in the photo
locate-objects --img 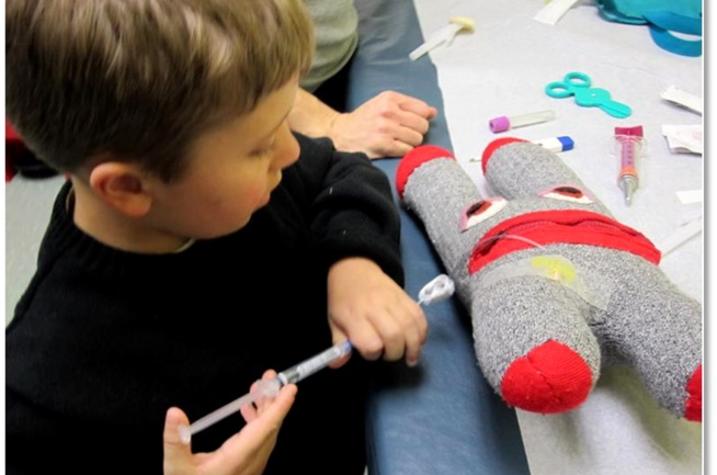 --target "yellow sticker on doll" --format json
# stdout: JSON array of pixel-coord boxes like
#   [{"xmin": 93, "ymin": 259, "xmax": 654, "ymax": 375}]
[{"xmin": 530, "ymin": 256, "xmax": 576, "ymax": 284}]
